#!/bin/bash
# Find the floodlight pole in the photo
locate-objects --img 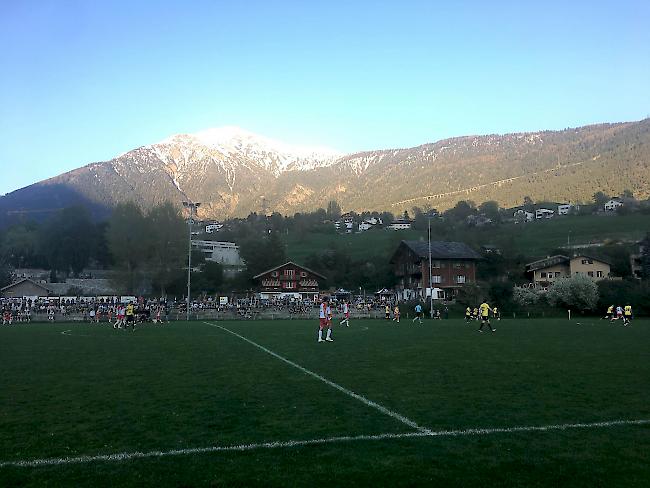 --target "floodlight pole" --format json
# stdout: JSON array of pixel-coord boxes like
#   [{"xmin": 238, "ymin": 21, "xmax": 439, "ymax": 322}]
[
  {"xmin": 428, "ymin": 215, "xmax": 433, "ymax": 318},
  {"xmin": 183, "ymin": 201, "xmax": 200, "ymax": 321}
]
